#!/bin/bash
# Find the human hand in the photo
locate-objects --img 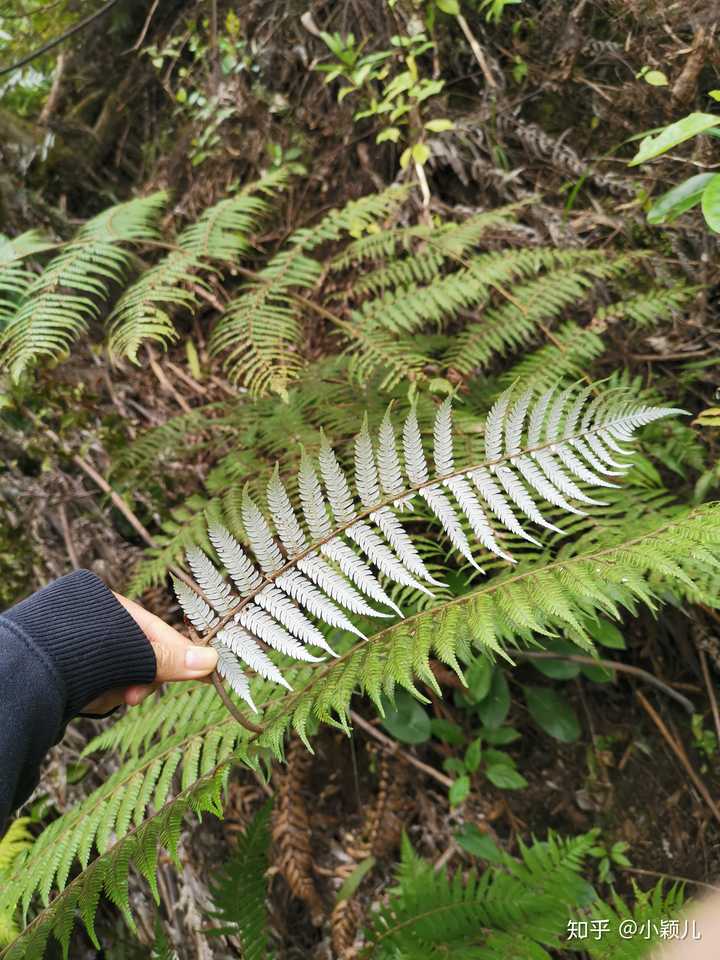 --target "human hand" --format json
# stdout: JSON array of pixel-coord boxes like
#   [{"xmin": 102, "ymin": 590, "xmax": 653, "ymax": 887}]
[{"xmin": 82, "ymin": 593, "xmax": 218, "ymax": 714}]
